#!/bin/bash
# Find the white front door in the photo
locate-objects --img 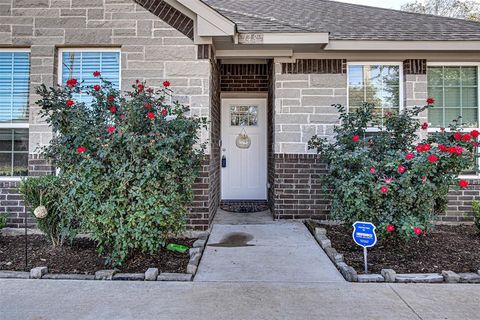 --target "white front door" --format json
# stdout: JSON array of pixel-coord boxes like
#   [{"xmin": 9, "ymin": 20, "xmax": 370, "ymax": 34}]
[{"xmin": 221, "ymin": 99, "xmax": 267, "ymax": 200}]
